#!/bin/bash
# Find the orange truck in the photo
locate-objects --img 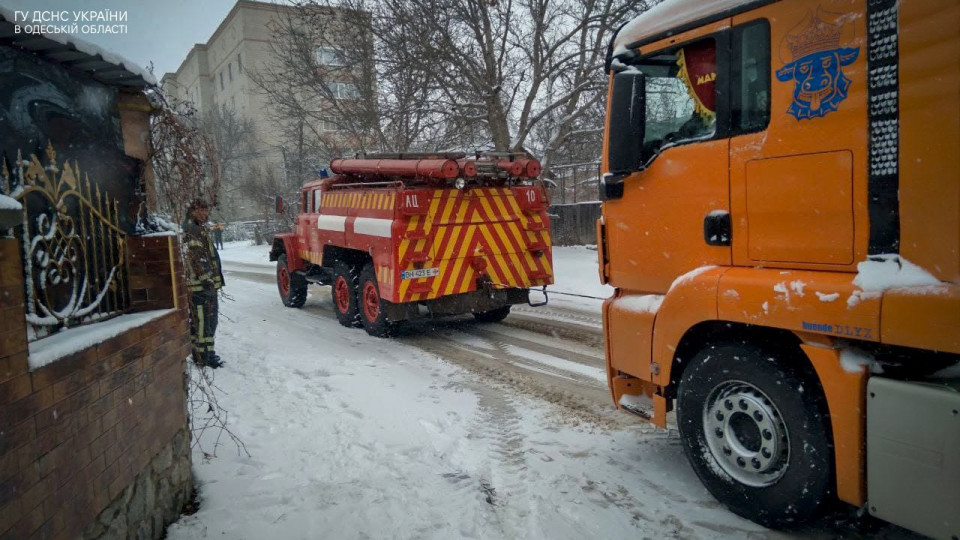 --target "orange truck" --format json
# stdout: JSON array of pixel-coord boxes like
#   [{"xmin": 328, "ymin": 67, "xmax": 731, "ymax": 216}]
[
  {"xmin": 599, "ymin": 0, "xmax": 958, "ymax": 536},
  {"xmin": 270, "ymin": 153, "xmax": 553, "ymax": 336}
]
